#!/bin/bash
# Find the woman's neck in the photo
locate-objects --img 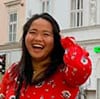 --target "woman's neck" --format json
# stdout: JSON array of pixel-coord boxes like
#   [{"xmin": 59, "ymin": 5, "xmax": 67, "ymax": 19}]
[
  {"xmin": 32, "ymin": 57, "xmax": 51, "ymax": 71},
  {"xmin": 32, "ymin": 57, "xmax": 51, "ymax": 81}
]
